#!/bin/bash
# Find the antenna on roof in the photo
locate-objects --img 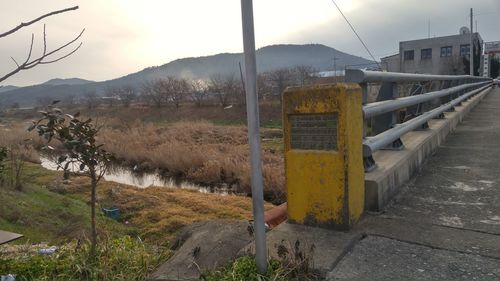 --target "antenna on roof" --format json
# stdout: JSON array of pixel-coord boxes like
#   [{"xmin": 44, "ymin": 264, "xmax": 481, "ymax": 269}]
[{"xmin": 428, "ymin": 19, "xmax": 430, "ymax": 38}]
